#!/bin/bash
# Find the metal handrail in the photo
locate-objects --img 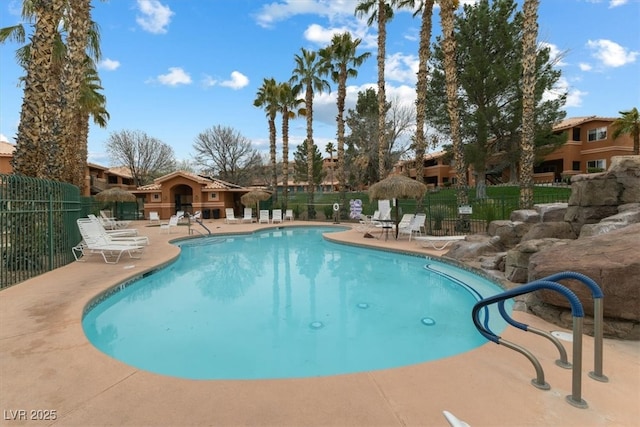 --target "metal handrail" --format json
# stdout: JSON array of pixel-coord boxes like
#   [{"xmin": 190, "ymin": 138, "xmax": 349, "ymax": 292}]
[{"xmin": 472, "ymin": 280, "xmax": 588, "ymax": 409}]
